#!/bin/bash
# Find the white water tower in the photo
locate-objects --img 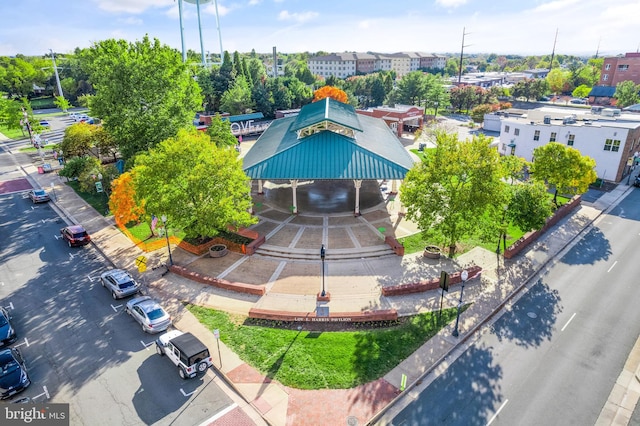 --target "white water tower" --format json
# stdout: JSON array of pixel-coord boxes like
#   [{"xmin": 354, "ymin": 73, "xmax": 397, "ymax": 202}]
[{"xmin": 177, "ymin": 0, "xmax": 224, "ymax": 66}]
